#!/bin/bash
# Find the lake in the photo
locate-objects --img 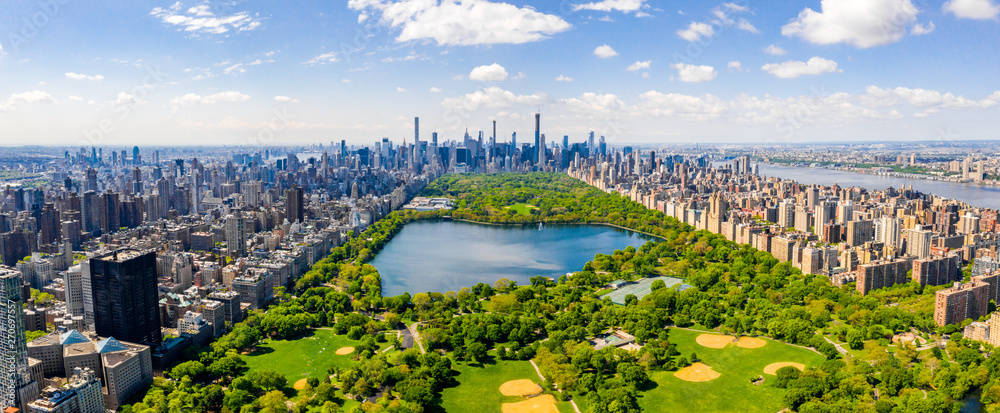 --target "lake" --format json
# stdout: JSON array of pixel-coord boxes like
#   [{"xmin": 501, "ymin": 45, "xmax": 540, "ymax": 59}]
[{"xmin": 370, "ymin": 220, "xmax": 658, "ymax": 296}]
